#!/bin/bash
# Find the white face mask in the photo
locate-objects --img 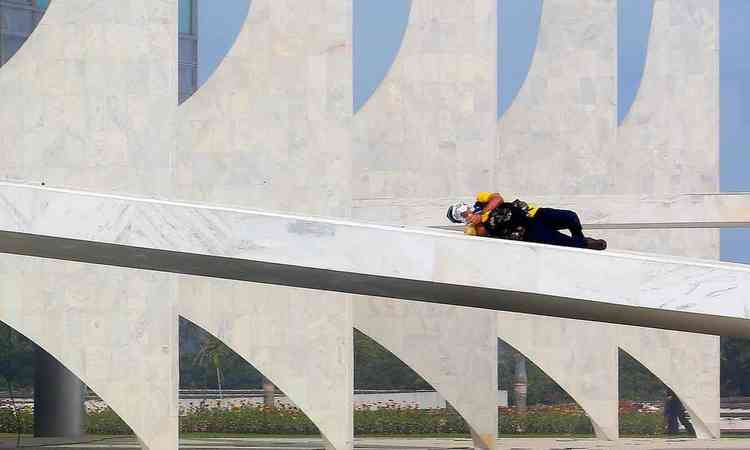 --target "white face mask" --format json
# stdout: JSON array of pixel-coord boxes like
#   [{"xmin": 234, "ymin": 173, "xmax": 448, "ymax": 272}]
[{"xmin": 451, "ymin": 203, "xmax": 471, "ymax": 223}]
